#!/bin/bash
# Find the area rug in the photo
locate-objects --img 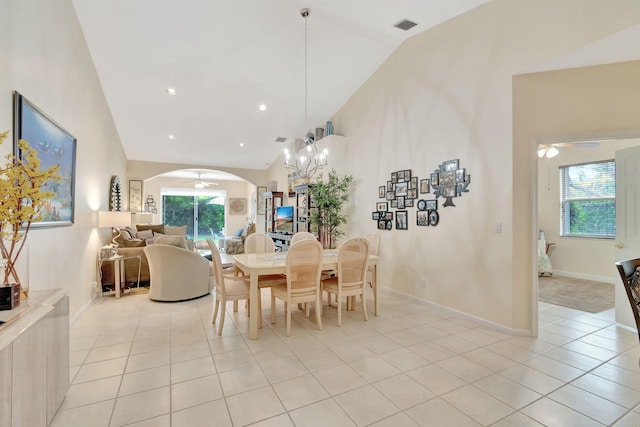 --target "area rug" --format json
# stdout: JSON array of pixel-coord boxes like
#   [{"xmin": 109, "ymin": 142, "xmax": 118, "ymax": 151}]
[{"xmin": 538, "ymin": 275, "xmax": 614, "ymax": 313}]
